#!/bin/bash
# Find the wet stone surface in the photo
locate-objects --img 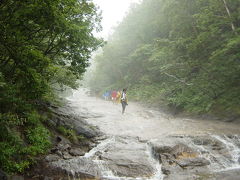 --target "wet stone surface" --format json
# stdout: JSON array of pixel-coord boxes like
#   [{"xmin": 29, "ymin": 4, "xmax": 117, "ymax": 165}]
[
  {"xmin": 150, "ymin": 135, "xmax": 240, "ymax": 180},
  {"xmin": 95, "ymin": 136, "xmax": 156, "ymax": 178},
  {"xmin": 23, "ymin": 89, "xmax": 240, "ymax": 180}
]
